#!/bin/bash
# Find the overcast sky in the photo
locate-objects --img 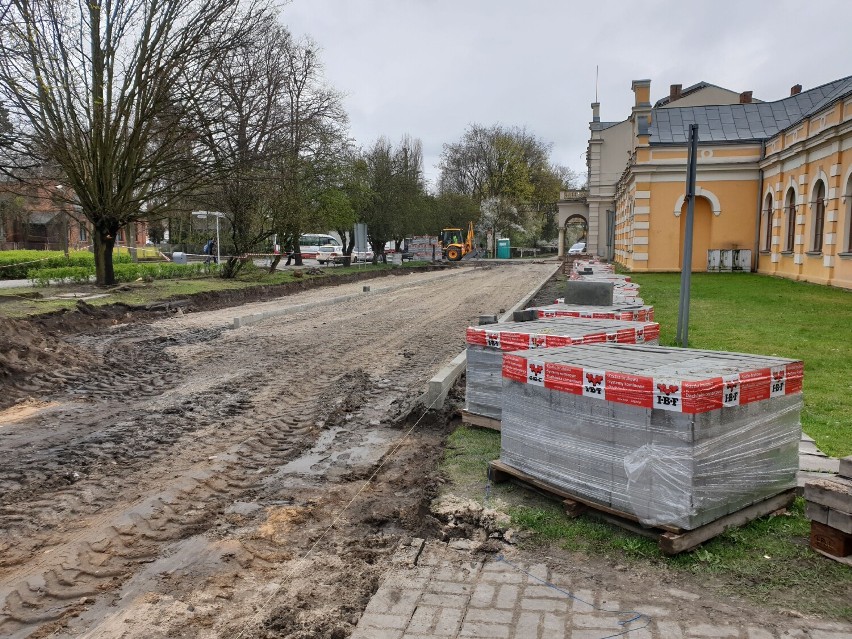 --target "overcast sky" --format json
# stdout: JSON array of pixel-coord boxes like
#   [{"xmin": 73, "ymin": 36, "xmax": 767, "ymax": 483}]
[{"xmin": 282, "ymin": 0, "xmax": 852, "ymax": 190}]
